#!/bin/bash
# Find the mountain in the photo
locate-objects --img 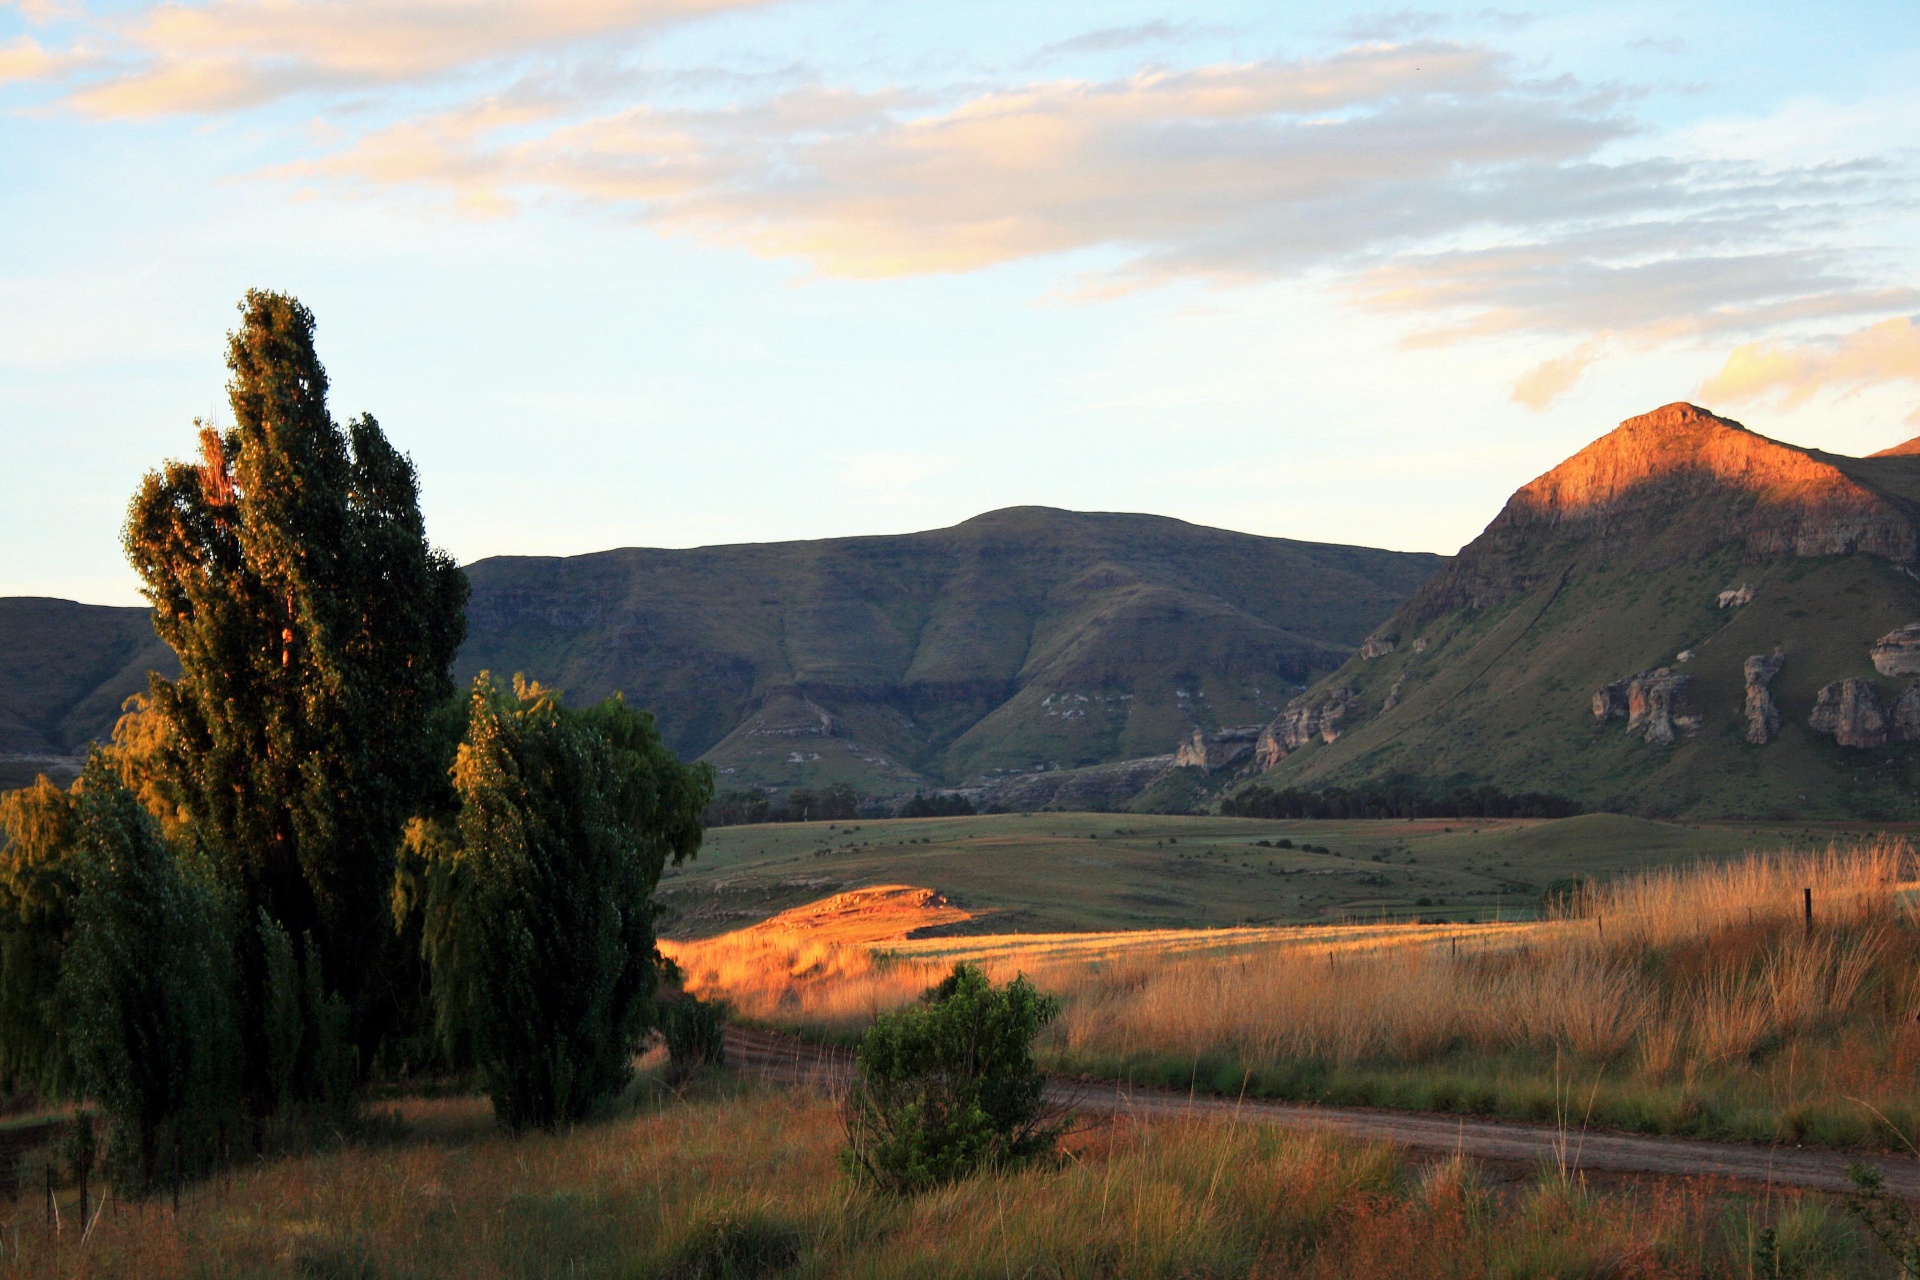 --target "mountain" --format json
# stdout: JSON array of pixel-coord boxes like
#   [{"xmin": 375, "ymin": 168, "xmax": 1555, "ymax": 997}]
[
  {"xmin": 1248, "ymin": 403, "xmax": 1920, "ymax": 819},
  {"xmin": 457, "ymin": 507, "xmax": 1442, "ymax": 793},
  {"xmin": 0, "ymin": 597, "xmax": 178, "ymax": 790}
]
